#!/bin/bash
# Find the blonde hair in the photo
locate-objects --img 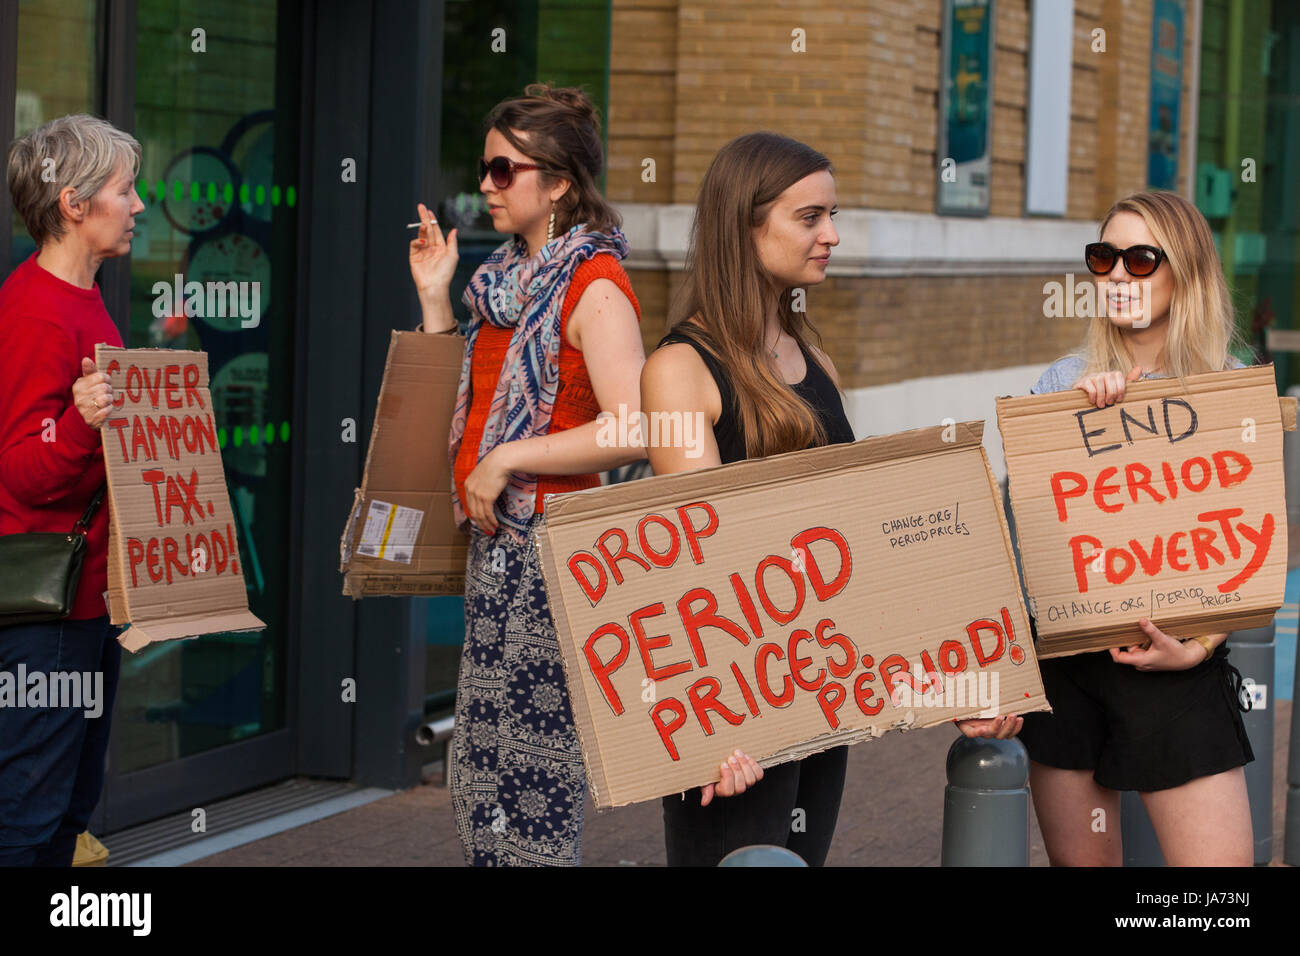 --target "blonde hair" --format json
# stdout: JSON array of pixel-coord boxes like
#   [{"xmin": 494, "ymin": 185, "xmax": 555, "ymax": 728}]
[
  {"xmin": 1082, "ymin": 190, "xmax": 1244, "ymax": 377},
  {"xmin": 6, "ymin": 114, "xmax": 141, "ymax": 249}
]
